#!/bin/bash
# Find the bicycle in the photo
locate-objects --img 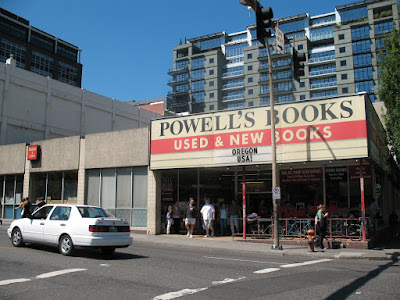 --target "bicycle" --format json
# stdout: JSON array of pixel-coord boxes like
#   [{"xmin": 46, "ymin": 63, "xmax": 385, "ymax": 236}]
[{"xmin": 282, "ymin": 219, "xmax": 314, "ymax": 238}]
